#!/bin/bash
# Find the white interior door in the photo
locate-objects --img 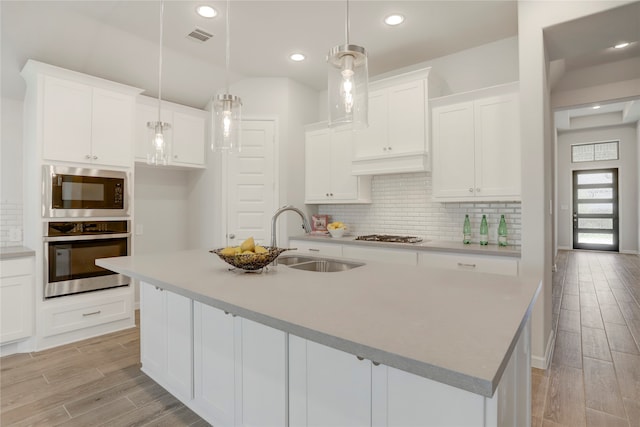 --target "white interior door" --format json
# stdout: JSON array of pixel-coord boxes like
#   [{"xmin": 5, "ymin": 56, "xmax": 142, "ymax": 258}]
[{"xmin": 225, "ymin": 120, "xmax": 277, "ymax": 248}]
